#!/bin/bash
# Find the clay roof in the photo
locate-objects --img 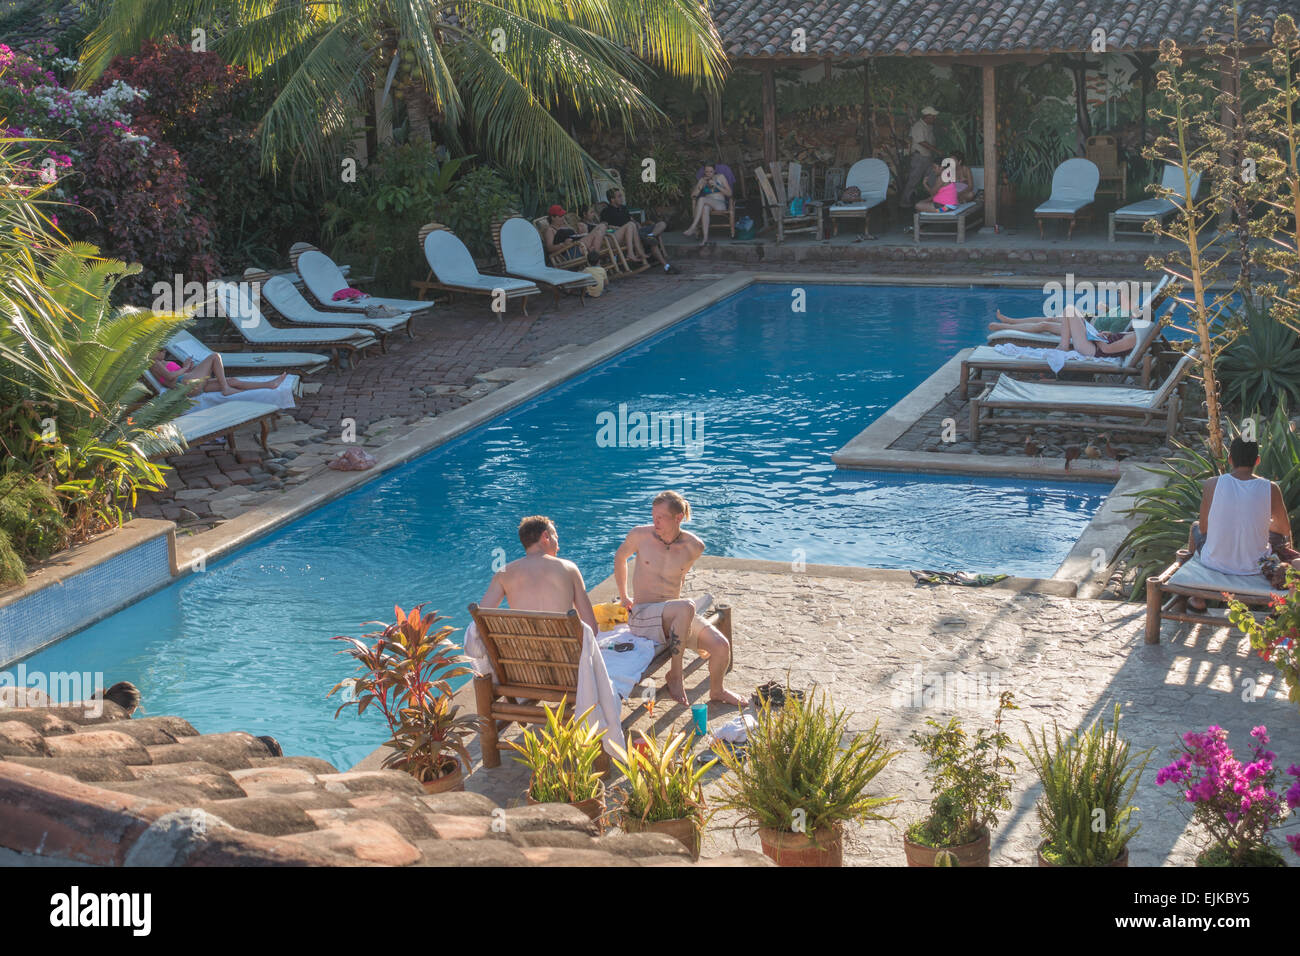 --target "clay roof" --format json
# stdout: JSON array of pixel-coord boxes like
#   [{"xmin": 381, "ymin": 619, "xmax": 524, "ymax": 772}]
[
  {"xmin": 0, "ymin": 689, "xmax": 768, "ymax": 866},
  {"xmin": 711, "ymin": 0, "xmax": 1290, "ymax": 60}
]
